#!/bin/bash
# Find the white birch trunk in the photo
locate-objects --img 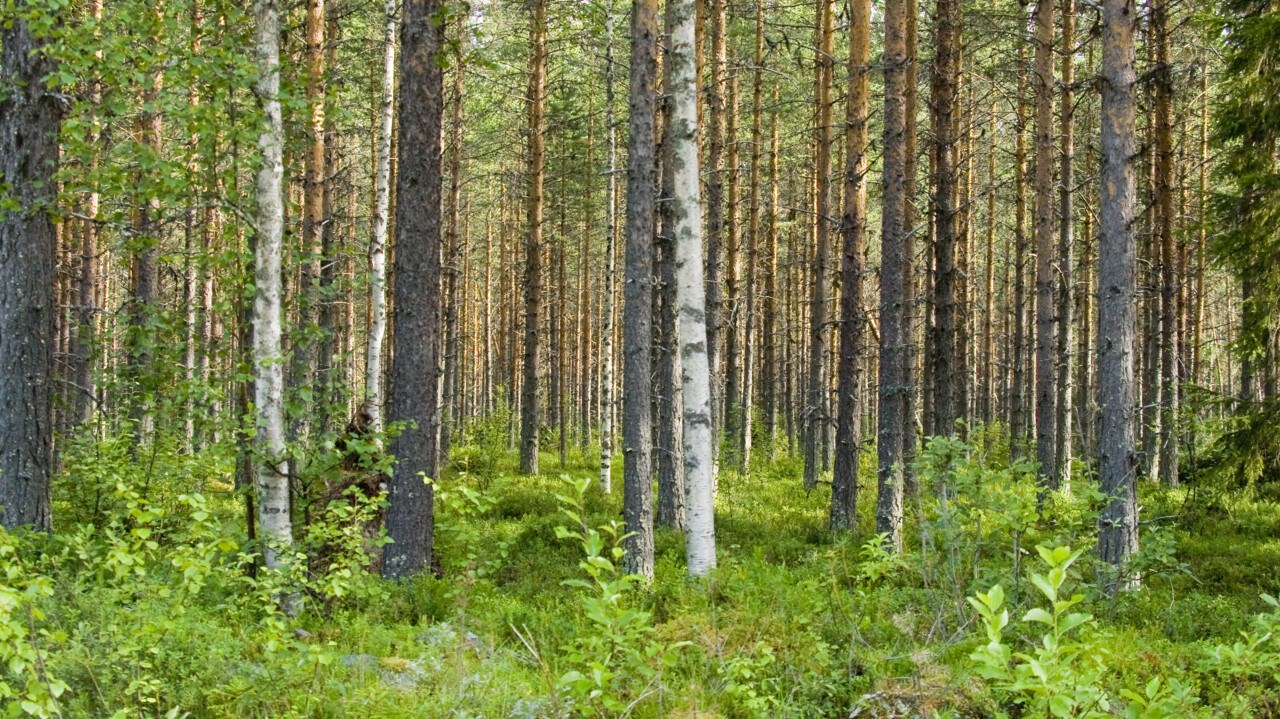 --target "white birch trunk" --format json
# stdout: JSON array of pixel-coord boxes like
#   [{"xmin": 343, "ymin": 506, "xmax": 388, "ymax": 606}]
[
  {"xmin": 364, "ymin": 0, "xmax": 397, "ymax": 433},
  {"xmin": 670, "ymin": 0, "xmax": 716, "ymax": 577},
  {"xmin": 252, "ymin": 0, "xmax": 296, "ymax": 613},
  {"xmin": 599, "ymin": 0, "xmax": 617, "ymax": 494}
]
